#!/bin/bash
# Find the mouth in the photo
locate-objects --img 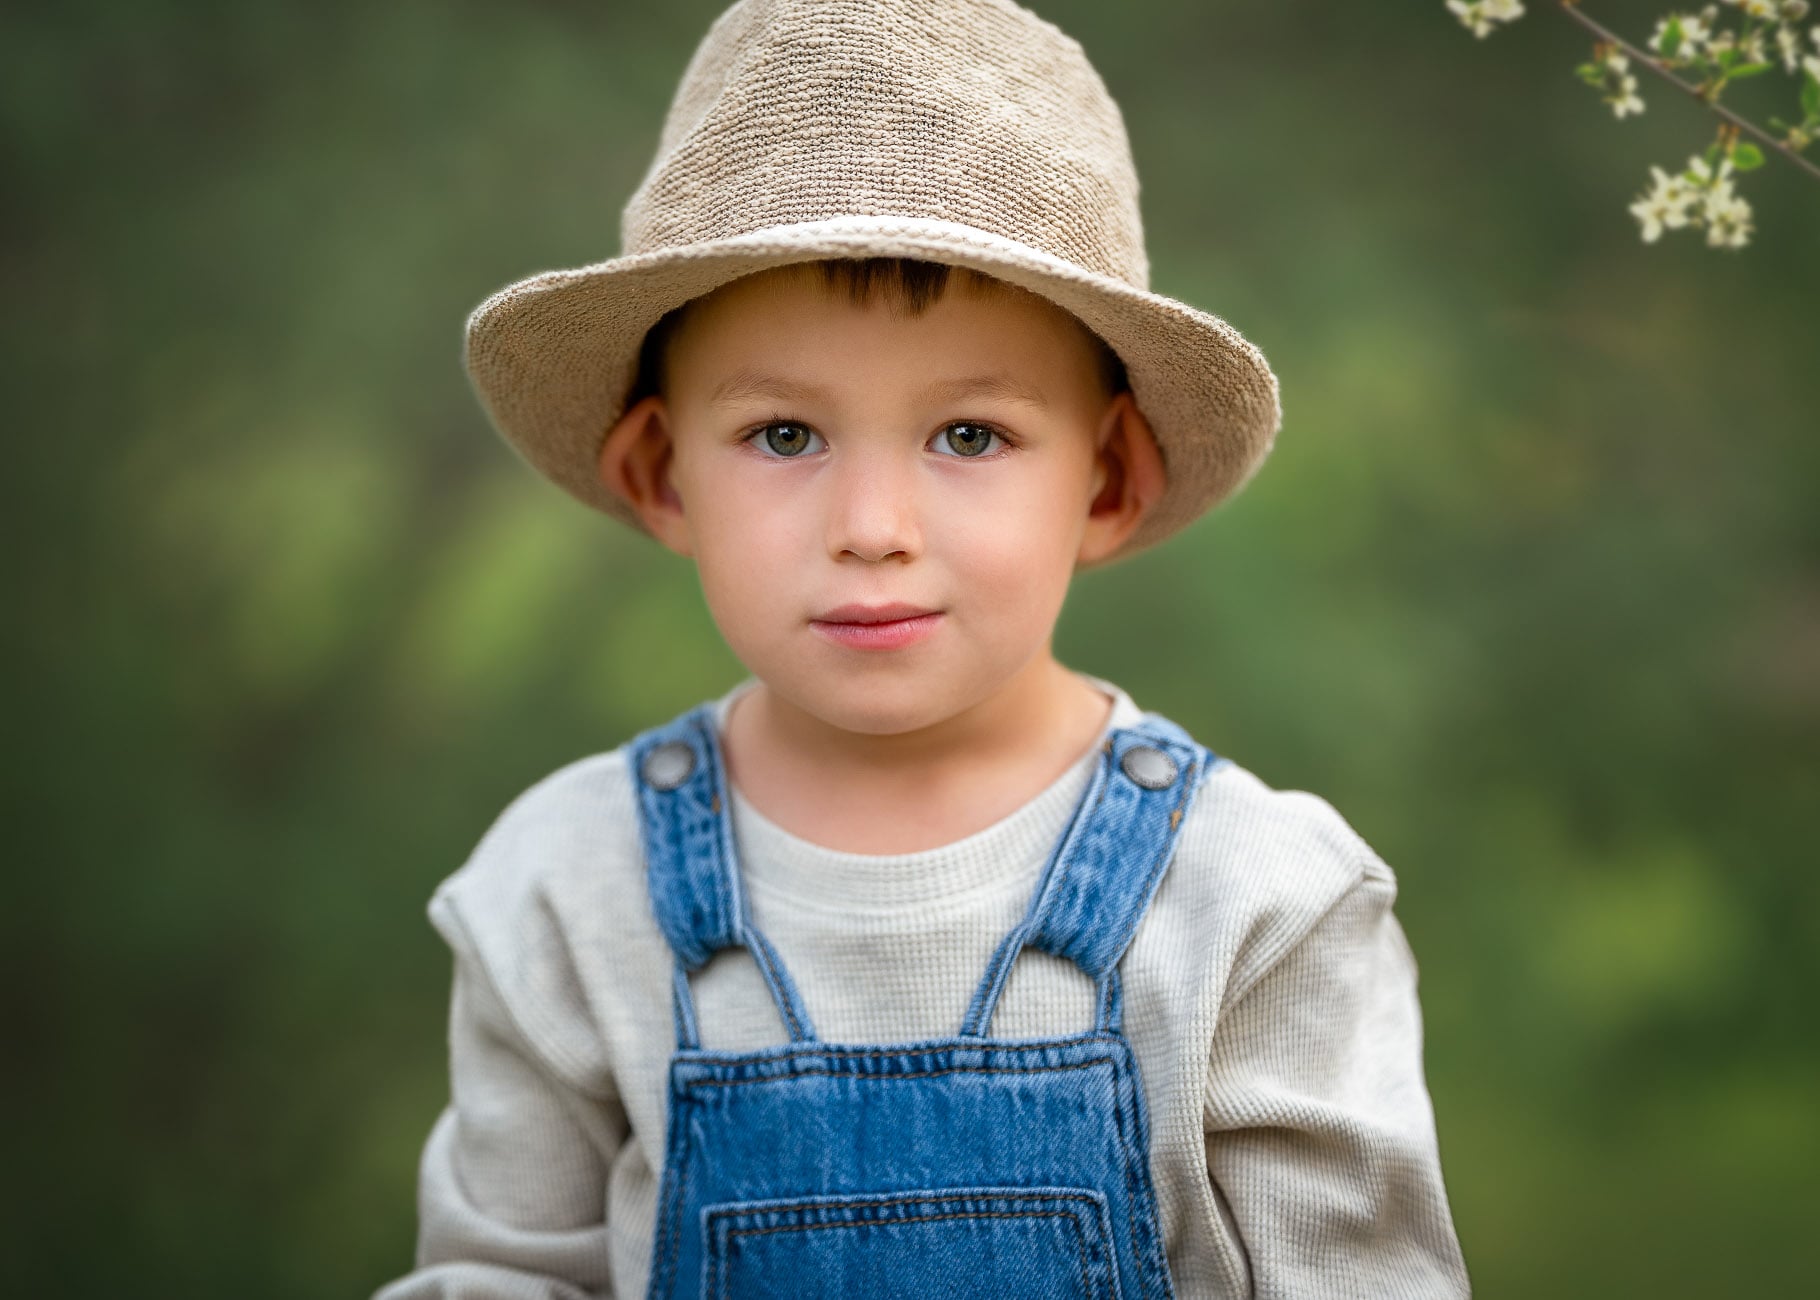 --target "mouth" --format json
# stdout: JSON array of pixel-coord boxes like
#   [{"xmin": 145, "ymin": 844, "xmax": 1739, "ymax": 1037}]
[
  {"xmin": 814, "ymin": 602, "xmax": 940, "ymax": 625},
  {"xmin": 809, "ymin": 603, "xmax": 944, "ymax": 651}
]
